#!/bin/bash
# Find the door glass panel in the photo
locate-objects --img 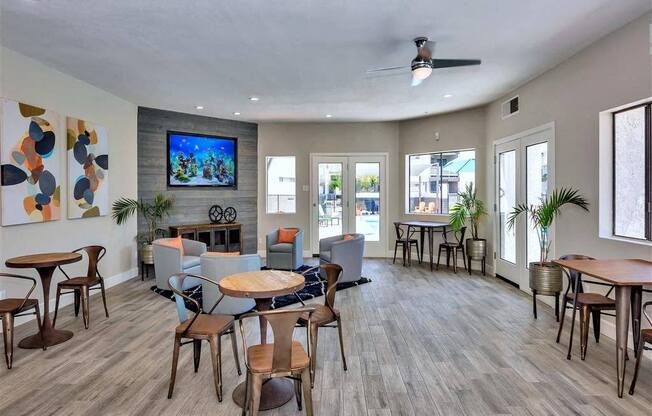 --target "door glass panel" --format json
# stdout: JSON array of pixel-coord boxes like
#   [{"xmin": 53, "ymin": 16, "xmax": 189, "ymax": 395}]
[
  {"xmin": 526, "ymin": 142, "xmax": 548, "ymax": 265},
  {"xmin": 318, "ymin": 163, "xmax": 343, "ymax": 240},
  {"xmin": 499, "ymin": 151, "xmax": 516, "ymax": 263},
  {"xmin": 355, "ymin": 162, "xmax": 380, "ymax": 241}
]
